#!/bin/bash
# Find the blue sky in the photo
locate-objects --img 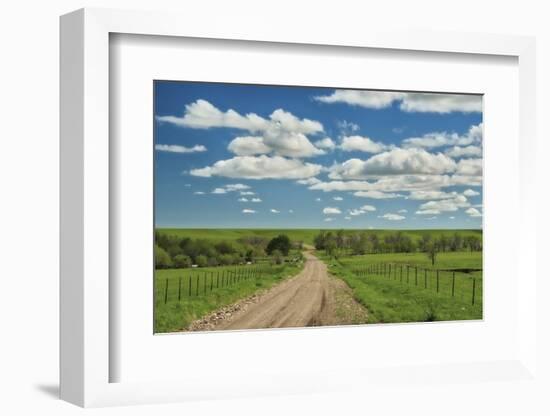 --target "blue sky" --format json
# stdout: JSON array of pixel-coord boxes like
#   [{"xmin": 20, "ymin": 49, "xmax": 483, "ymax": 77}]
[{"xmin": 154, "ymin": 81, "xmax": 483, "ymax": 229}]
